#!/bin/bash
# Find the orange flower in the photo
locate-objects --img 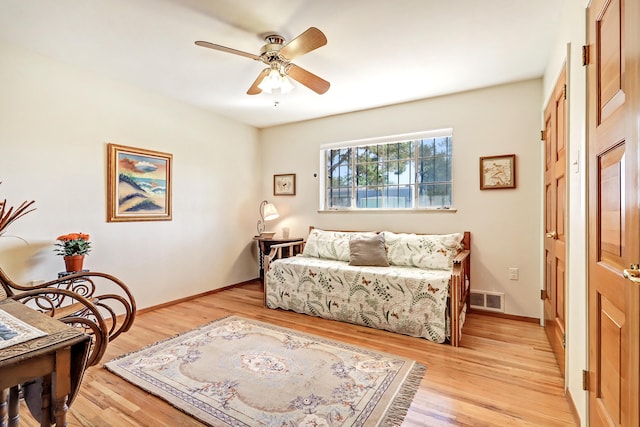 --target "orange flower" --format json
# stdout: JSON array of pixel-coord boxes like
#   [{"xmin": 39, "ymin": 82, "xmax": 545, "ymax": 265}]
[
  {"xmin": 54, "ymin": 232, "xmax": 92, "ymax": 256},
  {"xmin": 57, "ymin": 233, "xmax": 90, "ymax": 242}
]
